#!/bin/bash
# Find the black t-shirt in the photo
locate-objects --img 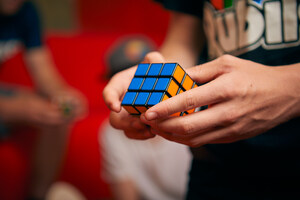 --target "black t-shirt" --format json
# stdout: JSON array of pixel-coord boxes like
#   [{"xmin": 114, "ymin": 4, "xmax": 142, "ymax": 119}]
[
  {"xmin": 156, "ymin": 0, "xmax": 300, "ymax": 185},
  {"xmin": 0, "ymin": 1, "xmax": 42, "ymax": 62}
]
